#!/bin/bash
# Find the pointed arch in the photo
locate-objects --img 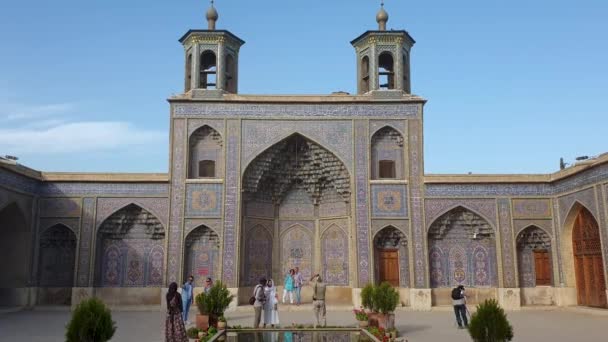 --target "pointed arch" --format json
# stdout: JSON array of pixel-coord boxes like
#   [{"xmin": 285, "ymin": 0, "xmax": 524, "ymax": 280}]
[
  {"xmin": 370, "ymin": 124, "xmax": 405, "ymax": 138},
  {"xmin": 281, "ymin": 224, "xmax": 314, "ymax": 282},
  {"xmin": 243, "ymin": 132, "xmax": 351, "ymax": 180},
  {"xmin": 95, "ymin": 200, "xmax": 167, "ymax": 233},
  {"xmin": 0, "ymin": 202, "xmax": 31, "ymax": 295},
  {"xmin": 560, "ymin": 202, "xmax": 597, "ymax": 288},
  {"xmin": 561, "ymin": 203, "xmax": 606, "ymax": 307},
  {"xmin": 427, "ymin": 204, "xmax": 497, "ymax": 233},
  {"xmin": 371, "ymin": 126, "xmax": 405, "ymax": 180},
  {"xmin": 40, "ymin": 220, "xmax": 78, "ymax": 236},
  {"xmin": 242, "ymin": 224, "xmax": 273, "ymax": 286},
  {"xmin": 516, "ymin": 225, "xmax": 553, "ymax": 287},
  {"xmin": 378, "ymin": 51, "xmax": 395, "ymax": 89},
  {"xmin": 373, "ymin": 225, "xmax": 409, "ymax": 287},
  {"xmin": 243, "ymin": 133, "xmax": 350, "ymax": 204},
  {"xmin": 225, "ymin": 53, "xmax": 236, "ymax": 93},
  {"xmin": 189, "ymin": 124, "xmax": 223, "ymax": 179},
  {"xmin": 200, "ymin": 50, "xmax": 217, "ymax": 89},
  {"xmin": 428, "ymin": 206, "xmax": 498, "ymax": 288},
  {"xmin": 183, "ymin": 225, "xmax": 220, "ymax": 287},
  {"xmin": 321, "ymin": 224, "xmax": 349, "ymax": 285},
  {"xmin": 38, "ymin": 224, "xmax": 77, "ymax": 288},
  {"xmin": 95, "ymin": 203, "xmax": 165, "ymax": 287},
  {"xmin": 360, "ymin": 55, "xmax": 370, "ymax": 93}
]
